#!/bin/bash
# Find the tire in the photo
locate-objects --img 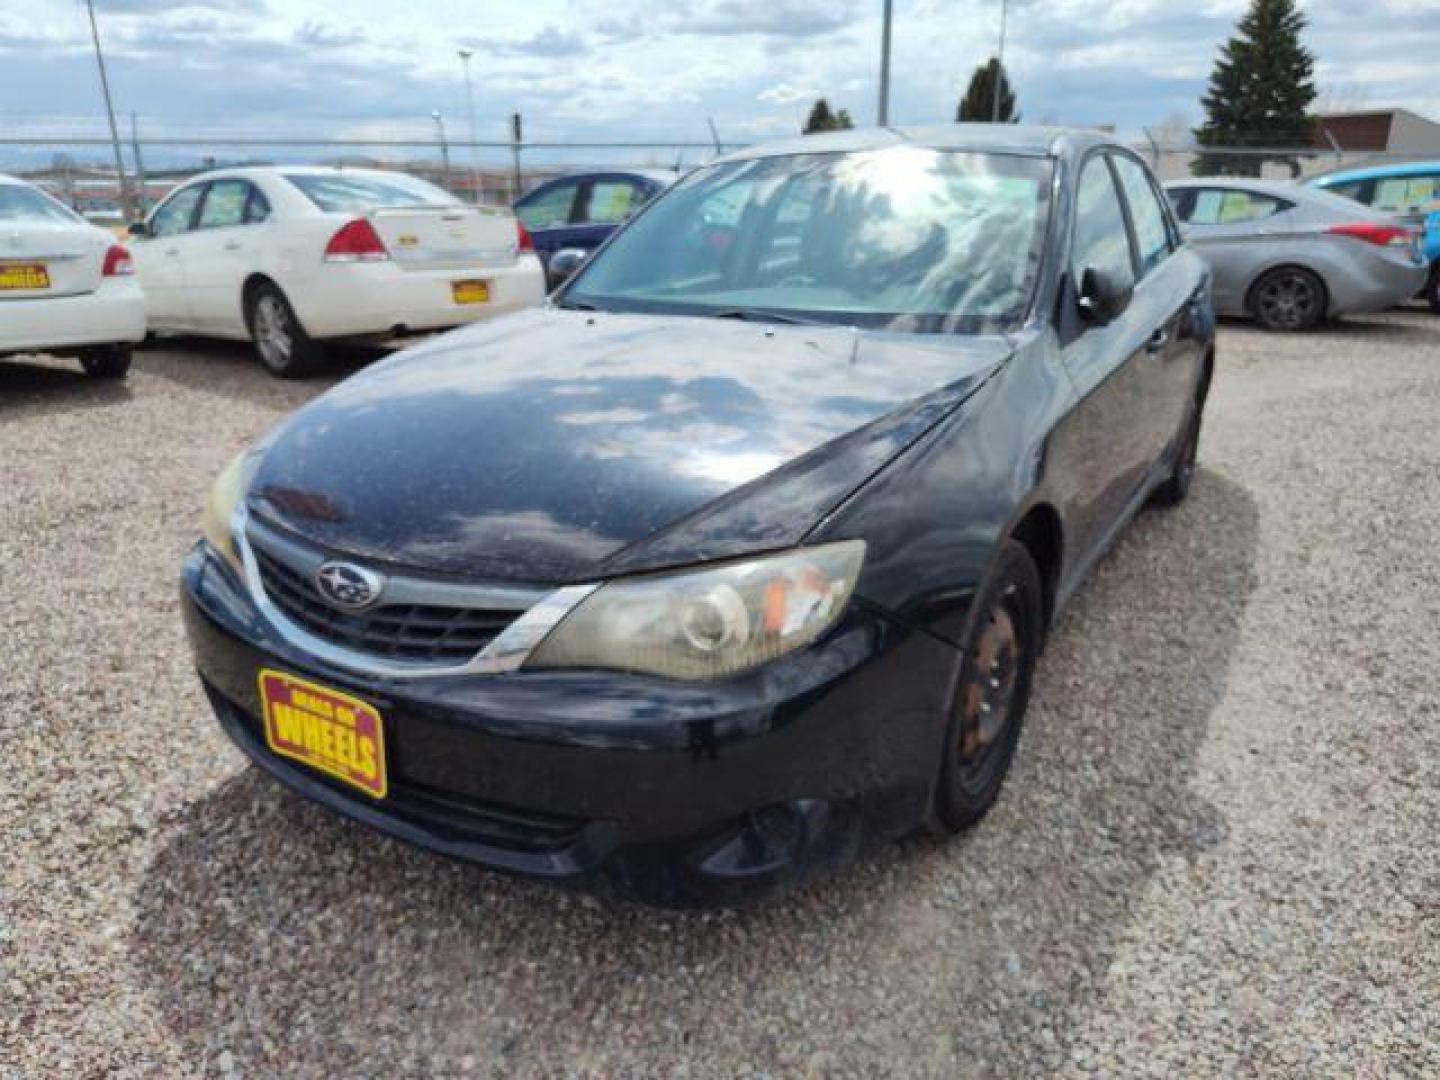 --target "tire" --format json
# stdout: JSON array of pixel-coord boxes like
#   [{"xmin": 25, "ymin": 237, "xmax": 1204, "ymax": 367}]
[
  {"xmin": 1248, "ymin": 266, "xmax": 1326, "ymax": 332},
  {"xmin": 934, "ymin": 540, "xmax": 1043, "ymax": 832},
  {"xmin": 1424, "ymin": 263, "xmax": 1440, "ymax": 316},
  {"xmin": 244, "ymin": 282, "xmax": 324, "ymax": 378},
  {"xmin": 78, "ymin": 344, "xmax": 132, "ymax": 379},
  {"xmin": 1151, "ymin": 390, "xmax": 1204, "ymax": 508}
]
